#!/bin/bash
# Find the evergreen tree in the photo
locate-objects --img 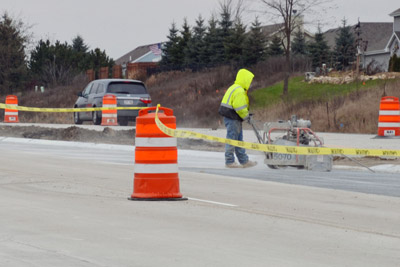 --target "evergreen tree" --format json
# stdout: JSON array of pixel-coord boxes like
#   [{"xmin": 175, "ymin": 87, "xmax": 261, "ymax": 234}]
[
  {"xmin": 29, "ymin": 39, "xmax": 52, "ymax": 81},
  {"xmin": 268, "ymin": 35, "xmax": 284, "ymax": 56},
  {"xmin": 218, "ymin": 2, "xmax": 234, "ymax": 63},
  {"xmin": 185, "ymin": 15, "xmax": 207, "ymax": 68},
  {"xmin": 334, "ymin": 19, "xmax": 356, "ymax": 70},
  {"xmin": 389, "ymin": 54, "xmax": 400, "ymax": 72},
  {"xmin": 71, "ymin": 35, "xmax": 90, "ymax": 72},
  {"xmin": 395, "ymin": 55, "xmax": 400, "ymax": 72},
  {"xmin": 243, "ymin": 16, "xmax": 267, "ymax": 66},
  {"xmin": 29, "ymin": 40, "xmax": 75, "ymax": 86},
  {"xmin": 29, "ymin": 38, "xmax": 113, "ymax": 86},
  {"xmin": 87, "ymin": 48, "xmax": 114, "ymax": 78},
  {"xmin": 178, "ymin": 18, "xmax": 191, "ymax": 68},
  {"xmin": 72, "ymin": 35, "xmax": 89, "ymax": 53},
  {"xmin": 203, "ymin": 16, "xmax": 220, "ymax": 66},
  {"xmin": 308, "ymin": 28, "xmax": 330, "ymax": 69},
  {"xmin": 0, "ymin": 13, "xmax": 28, "ymax": 94},
  {"xmin": 160, "ymin": 22, "xmax": 181, "ymax": 68},
  {"xmin": 224, "ymin": 18, "xmax": 246, "ymax": 65},
  {"xmin": 291, "ymin": 30, "xmax": 307, "ymax": 55}
]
